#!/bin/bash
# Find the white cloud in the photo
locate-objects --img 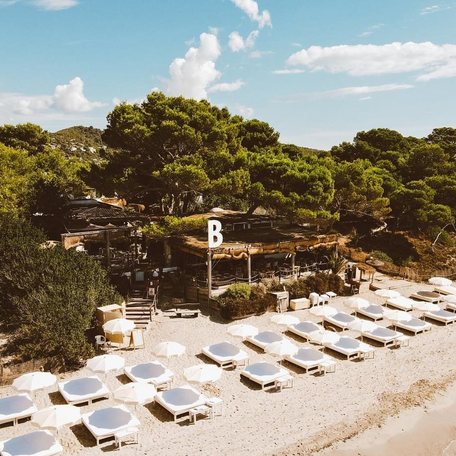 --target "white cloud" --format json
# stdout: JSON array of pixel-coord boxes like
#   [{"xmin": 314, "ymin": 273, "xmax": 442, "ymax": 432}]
[
  {"xmin": 318, "ymin": 83, "xmax": 414, "ymax": 98},
  {"xmin": 419, "ymin": 4, "xmax": 453, "ymax": 14},
  {"xmin": 359, "ymin": 96, "xmax": 372, "ymax": 101},
  {"xmin": 273, "ymin": 68, "xmax": 306, "ymax": 75},
  {"xmin": 165, "ymin": 32, "xmax": 222, "ymax": 99},
  {"xmin": 54, "ymin": 77, "xmax": 104, "ymax": 112},
  {"xmin": 208, "ymin": 80, "xmax": 244, "ymax": 93},
  {"xmin": 237, "ymin": 105, "xmax": 254, "ymax": 117},
  {"xmin": 0, "ymin": 0, "xmax": 19, "ymax": 6},
  {"xmin": 249, "ymin": 49, "xmax": 272, "ymax": 59},
  {"xmin": 228, "ymin": 30, "xmax": 259, "ymax": 52},
  {"xmin": 359, "ymin": 23, "xmax": 384, "ymax": 38},
  {"xmin": 33, "ymin": 0, "xmax": 78, "ymax": 10},
  {"xmin": 231, "ymin": 0, "xmax": 271, "ymax": 28},
  {"xmin": 0, "ymin": 0, "xmax": 78, "ymax": 8},
  {"xmin": 0, "ymin": 77, "xmax": 103, "ymax": 122},
  {"xmin": 164, "ymin": 32, "xmax": 245, "ymax": 99},
  {"xmin": 416, "ymin": 60, "xmax": 456, "ymax": 80},
  {"xmin": 0, "ymin": 93, "xmax": 53, "ymax": 115},
  {"xmin": 286, "ymin": 41, "xmax": 456, "ymax": 80},
  {"xmin": 279, "ymin": 84, "xmax": 413, "ymax": 103}
]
